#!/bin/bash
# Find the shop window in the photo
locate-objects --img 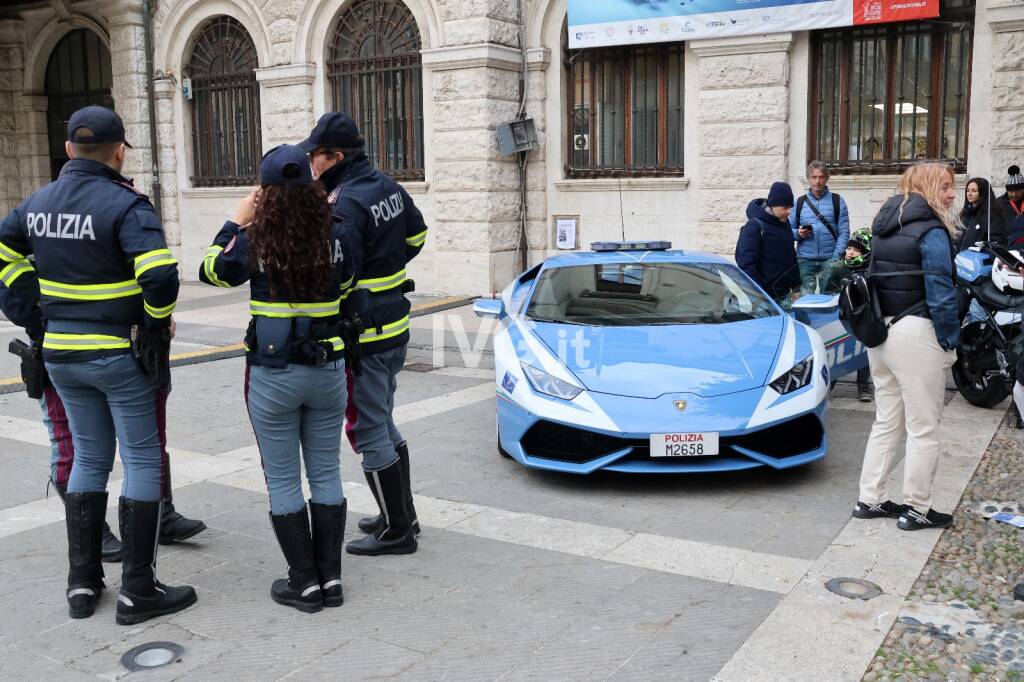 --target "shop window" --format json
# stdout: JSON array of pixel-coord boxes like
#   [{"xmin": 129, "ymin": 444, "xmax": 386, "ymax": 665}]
[
  {"xmin": 185, "ymin": 16, "xmax": 261, "ymax": 187},
  {"xmin": 328, "ymin": 0, "xmax": 424, "ymax": 181},
  {"xmin": 565, "ymin": 41, "xmax": 685, "ymax": 178},
  {"xmin": 809, "ymin": 0, "xmax": 974, "ymax": 174}
]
